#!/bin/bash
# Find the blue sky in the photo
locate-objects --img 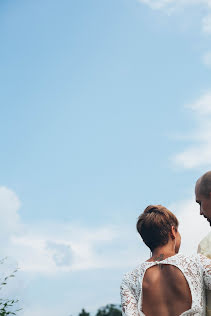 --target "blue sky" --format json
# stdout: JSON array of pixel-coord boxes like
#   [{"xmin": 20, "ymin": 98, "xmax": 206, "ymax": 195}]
[{"xmin": 1, "ymin": 0, "xmax": 211, "ymax": 315}]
